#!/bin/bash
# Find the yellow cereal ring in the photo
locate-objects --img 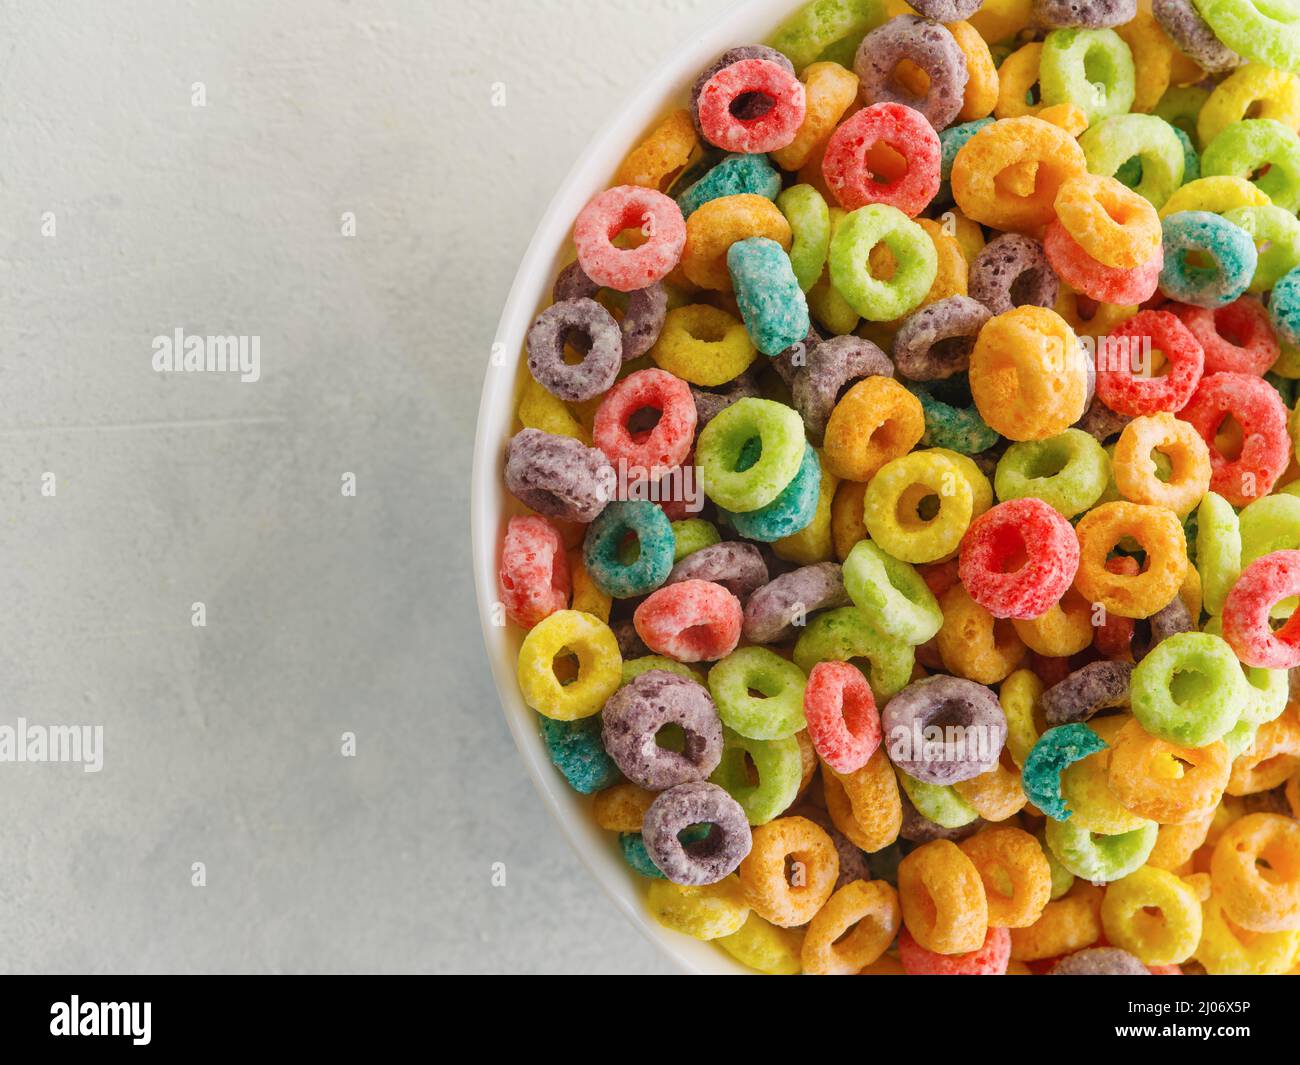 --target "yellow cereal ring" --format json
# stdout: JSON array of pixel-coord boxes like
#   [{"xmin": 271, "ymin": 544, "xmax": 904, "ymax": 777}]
[
  {"xmin": 936, "ymin": 583, "xmax": 1028, "ymax": 684},
  {"xmin": 568, "ymin": 549, "xmax": 612, "ymax": 622},
  {"xmin": 646, "ymin": 876, "xmax": 751, "ymax": 940},
  {"xmin": 1115, "ymin": 7, "xmax": 1175, "ymax": 113},
  {"xmin": 1196, "ymin": 892, "xmax": 1300, "ymax": 975},
  {"xmin": 592, "ymin": 781, "xmax": 656, "ymax": 831},
  {"xmin": 1198, "ymin": 65, "xmax": 1300, "ymax": 153},
  {"xmin": 1053, "ymin": 284, "xmax": 1138, "ymax": 340},
  {"xmin": 995, "ymin": 43, "xmax": 1046, "ymax": 120},
  {"xmin": 1001, "ymin": 668, "xmax": 1047, "ymax": 769},
  {"xmin": 717, "ymin": 911, "xmax": 805, "ymax": 973},
  {"xmin": 516, "ymin": 610, "xmax": 622, "ymax": 721},
  {"xmin": 1158, "ymin": 176, "xmax": 1272, "ymax": 218},
  {"xmin": 968, "ymin": 0, "xmax": 1033, "ymax": 43},
  {"xmin": 863, "ymin": 450, "xmax": 975, "ymax": 564},
  {"xmin": 1012, "ymin": 587, "xmax": 1094, "ymax": 657},
  {"xmin": 649, "ymin": 303, "xmax": 757, "ymax": 385},
  {"xmin": 681, "ymin": 194, "xmax": 792, "ymax": 291},
  {"xmin": 518, "ymin": 376, "xmax": 590, "ymax": 442},
  {"xmin": 948, "ymin": 21, "xmax": 999, "ymax": 122},
  {"xmin": 1102, "ymin": 865, "xmax": 1203, "ymax": 964}
]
